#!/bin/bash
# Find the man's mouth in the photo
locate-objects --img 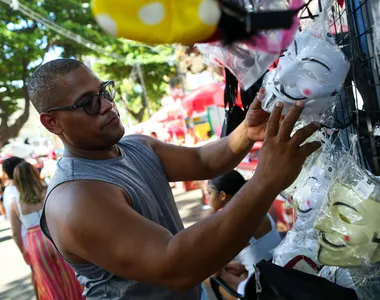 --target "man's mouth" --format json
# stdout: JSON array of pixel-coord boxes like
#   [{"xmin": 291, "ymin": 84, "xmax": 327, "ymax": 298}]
[{"xmin": 104, "ymin": 115, "xmax": 119, "ymax": 127}]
